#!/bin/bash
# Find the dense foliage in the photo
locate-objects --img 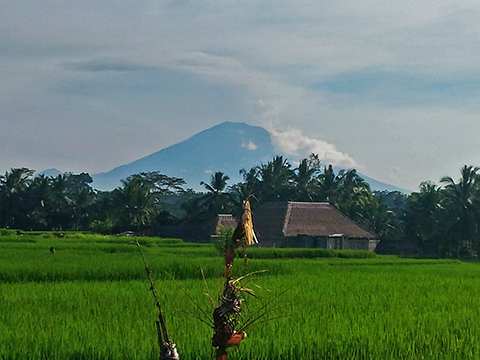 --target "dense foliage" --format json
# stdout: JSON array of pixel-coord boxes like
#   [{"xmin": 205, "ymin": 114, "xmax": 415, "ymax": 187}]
[{"xmin": 3, "ymin": 158, "xmax": 480, "ymax": 257}]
